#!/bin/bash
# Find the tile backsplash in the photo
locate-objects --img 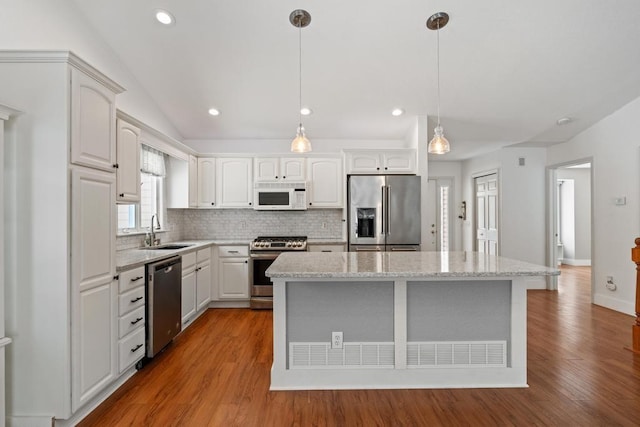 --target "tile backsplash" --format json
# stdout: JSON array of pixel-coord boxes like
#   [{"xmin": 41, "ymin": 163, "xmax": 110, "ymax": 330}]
[
  {"xmin": 116, "ymin": 208, "xmax": 344, "ymax": 251},
  {"xmin": 181, "ymin": 208, "xmax": 344, "ymax": 240}
]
